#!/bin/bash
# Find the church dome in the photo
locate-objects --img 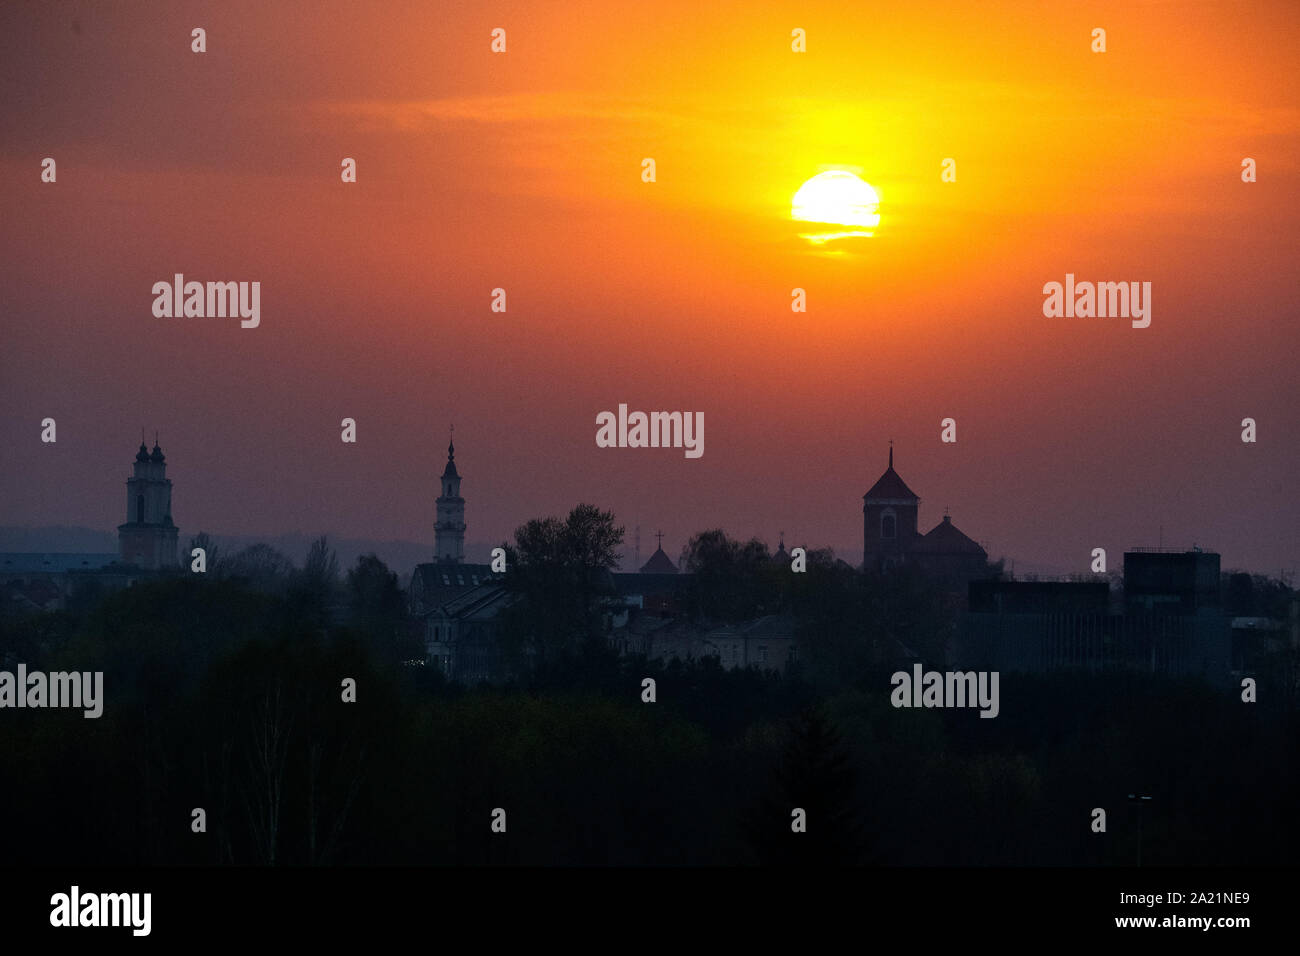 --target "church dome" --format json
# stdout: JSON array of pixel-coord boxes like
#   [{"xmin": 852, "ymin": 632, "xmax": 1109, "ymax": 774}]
[
  {"xmin": 910, "ymin": 515, "xmax": 986, "ymax": 556},
  {"xmin": 150, "ymin": 443, "xmax": 165, "ymax": 463},
  {"xmin": 135, "ymin": 443, "xmax": 150, "ymax": 463}
]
